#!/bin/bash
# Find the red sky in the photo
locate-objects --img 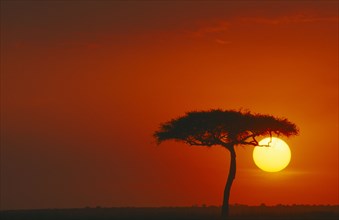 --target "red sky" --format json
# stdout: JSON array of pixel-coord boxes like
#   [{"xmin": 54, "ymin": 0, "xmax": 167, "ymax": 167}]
[{"xmin": 1, "ymin": 1, "xmax": 338, "ymax": 210}]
